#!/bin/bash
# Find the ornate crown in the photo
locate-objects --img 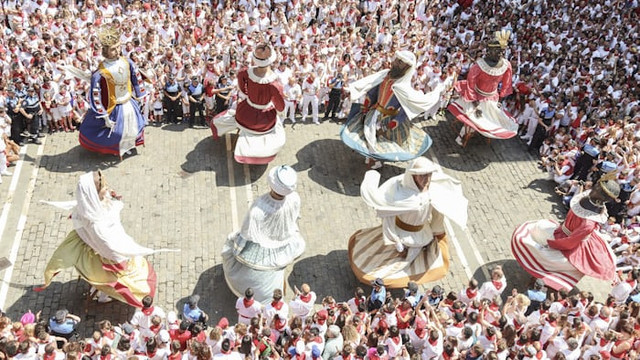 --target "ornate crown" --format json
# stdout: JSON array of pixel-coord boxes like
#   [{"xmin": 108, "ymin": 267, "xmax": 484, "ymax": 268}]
[
  {"xmin": 493, "ymin": 30, "xmax": 511, "ymax": 49},
  {"xmin": 98, "ymin": 24, "xmax": 121, "ymax": 47}
]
